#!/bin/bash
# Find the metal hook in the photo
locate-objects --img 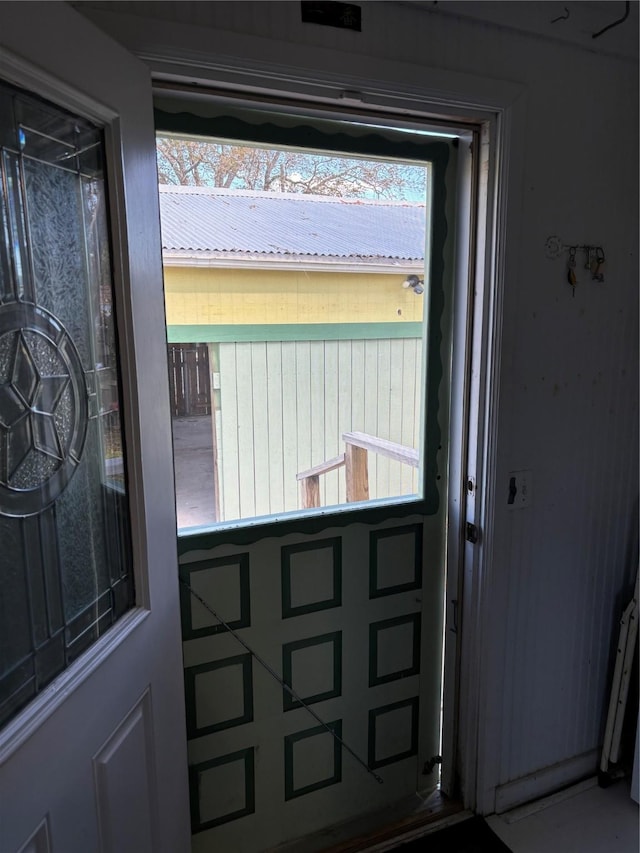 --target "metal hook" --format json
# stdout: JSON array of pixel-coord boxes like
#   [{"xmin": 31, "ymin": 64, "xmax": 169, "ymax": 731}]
[
  {"xmin": 550, "ymin": 6, "xmax": 570, "ymax": 24},
  {"xmin": 592, "ymin": 1, "xmax": 630, "ymax": 39}
]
